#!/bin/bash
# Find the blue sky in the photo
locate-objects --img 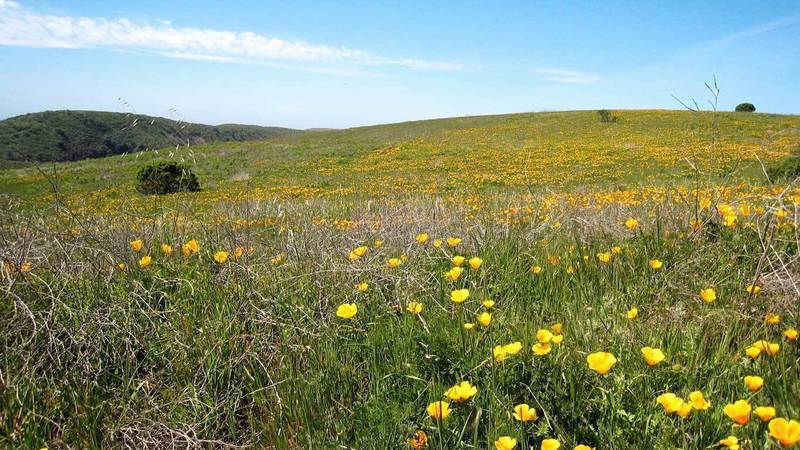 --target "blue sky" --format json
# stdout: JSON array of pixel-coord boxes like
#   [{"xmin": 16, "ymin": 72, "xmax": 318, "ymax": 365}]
[{"xmin": 1, "ymin": 0, "xmax": 799, "ymax": 128}]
